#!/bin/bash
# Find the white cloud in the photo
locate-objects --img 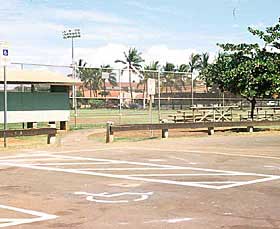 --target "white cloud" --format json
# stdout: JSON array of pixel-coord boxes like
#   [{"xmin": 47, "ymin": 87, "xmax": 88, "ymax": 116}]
[
  {"xmin": 232, "ymin": 24, "xmax": 240, "ymax": 28},
  {"xmin": 76, "ymin": 43, "xmax": 129, "ymax": 67},
  {"xmin": 143, "ymin": 45, "xmax": 197, "ymax": 66},
  {"xmin": 124, "ymin": 1, "xmax": 171, "ymax": 14},
  {"xmin": 249, "ymin": 22, "xmax": 267, "ymax": 29},
  {"xmin": 53, "ymin": 8, "xmax": 131, "ymax": 25},
  {"xmin": 75, "ymin": 44, "xmax": 208, "ymax": 68}
]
